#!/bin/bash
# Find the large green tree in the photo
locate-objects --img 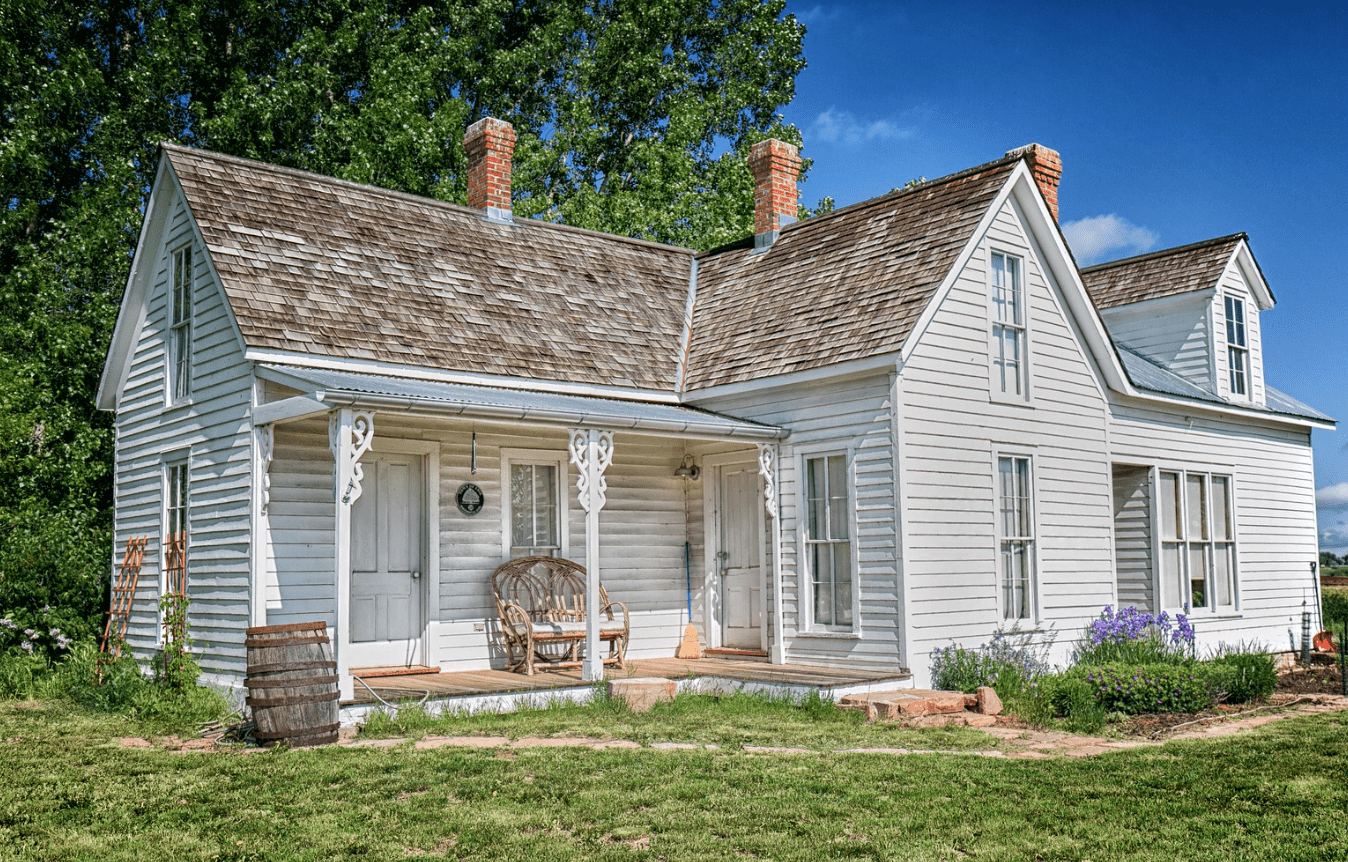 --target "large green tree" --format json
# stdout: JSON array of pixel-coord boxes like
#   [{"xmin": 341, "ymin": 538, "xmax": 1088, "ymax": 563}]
[{"xmin": 0, "ymin": 0, "xmax": 809, "ymax": 653}]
